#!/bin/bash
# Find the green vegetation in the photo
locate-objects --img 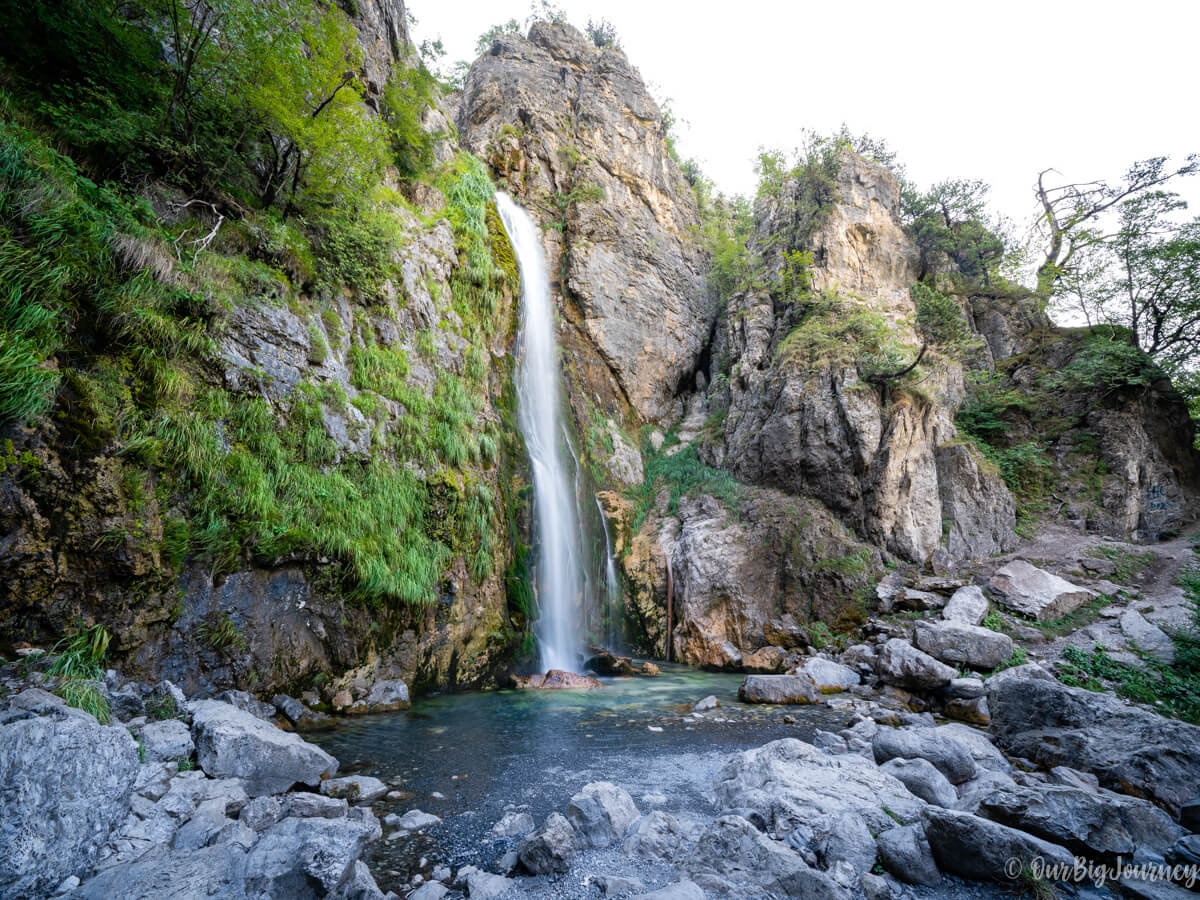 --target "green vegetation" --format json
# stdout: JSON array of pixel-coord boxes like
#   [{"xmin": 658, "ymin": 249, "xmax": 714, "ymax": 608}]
[
  {"xmin": 1058, "ymin": 562, "xmax": 1200, "ymax": 723},
  {"xmin": 0, "ymin": 2, "xmax": 519, "ymax": 614},
  {"xmin": 47, "ymin": 621, "xmax": 112, "ymax": 723},
  {"xmin": 900, "ymin": 178, "xmax": 1010, "ymax": 285},
  {"xmin": 993, "ymin": 646, "xmax": 1028, "ymax": 671},
  {"xmin": 1085, "ymin": 544, "xmax": 1156, "ymax": 584},
  {"xmin": 628, "ymin": 441, "xmax": 743, "ymax": 533},
  {"xmin": 912, "ymin": 282, "xmax": 978, "ymax": 357},
  {"xmin": 196, "ymin": 612, "xmax": 247, "ymax": 653}
]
